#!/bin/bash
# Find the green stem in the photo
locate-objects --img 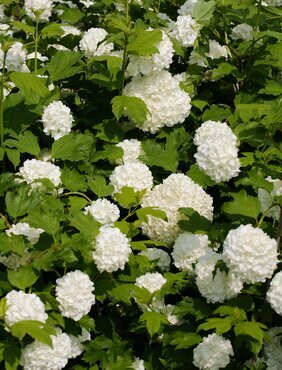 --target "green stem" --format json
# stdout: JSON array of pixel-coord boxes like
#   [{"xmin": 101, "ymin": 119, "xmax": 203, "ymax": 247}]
[
  {"xmin": 0, "ymin": 52, "xmax": 7, "ymax": 148},
  {"xmin": 120, "ymin": 0, "xmax": 130, "ymax": 96},
  {"xmin": 257, "ymin": 204, "xmax": 278, "ymax": 228},
  {"xmin": 34, "ymin": 16, "xmax": 39, "ymax": 74},
  {"xmin": 256, "ymin": 0, "xmax": 262, "ymax": 32},
  {"xmin": 59, "ymin": 191, "xmax": 92, "ymax": 204}
]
